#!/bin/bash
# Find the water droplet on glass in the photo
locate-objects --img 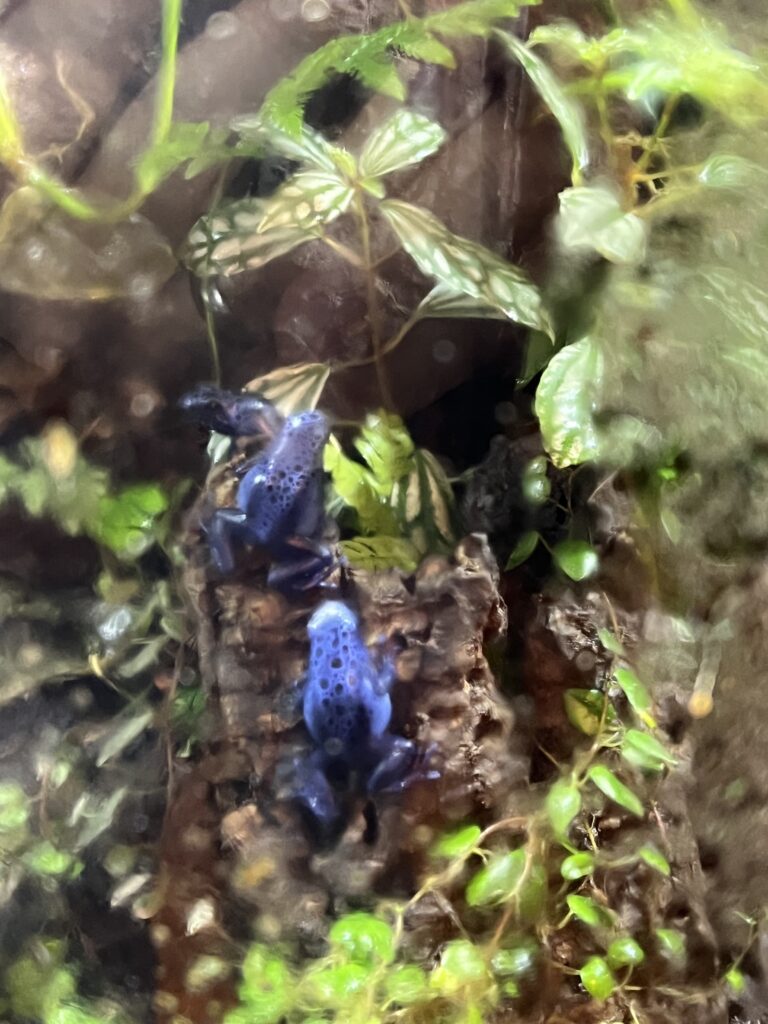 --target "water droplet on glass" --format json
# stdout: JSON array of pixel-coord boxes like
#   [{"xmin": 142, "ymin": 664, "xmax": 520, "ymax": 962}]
[
  {"xmin": 130, "ymin": 391, "xmax": 158, "ymax": 418},
  {"xmin": 302, "ymin": 0, "xmax": 330, "ymax": 20},
  {"xmin": 205, "ymin": 10, "xmax": 239, "ymax": 39},
  {"xmin": 494, "ymin": 401, "xmax": 517, "ymax": 426},
  {"xmin": 433, "ymin": 338, "xmax": 456, "ymax": 363}
]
